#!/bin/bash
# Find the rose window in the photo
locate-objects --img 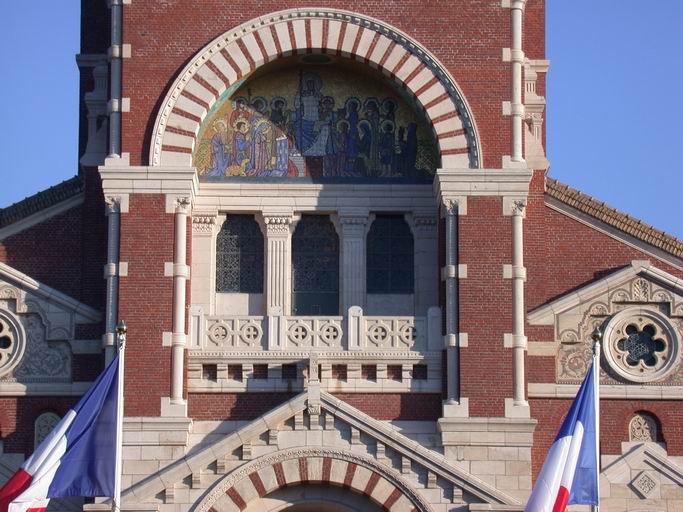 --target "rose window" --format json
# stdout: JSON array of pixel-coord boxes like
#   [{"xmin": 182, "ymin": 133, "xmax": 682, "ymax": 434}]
[{"xmin": 603, "ymin": 308, "xmax": 679, "ymax": 383}]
